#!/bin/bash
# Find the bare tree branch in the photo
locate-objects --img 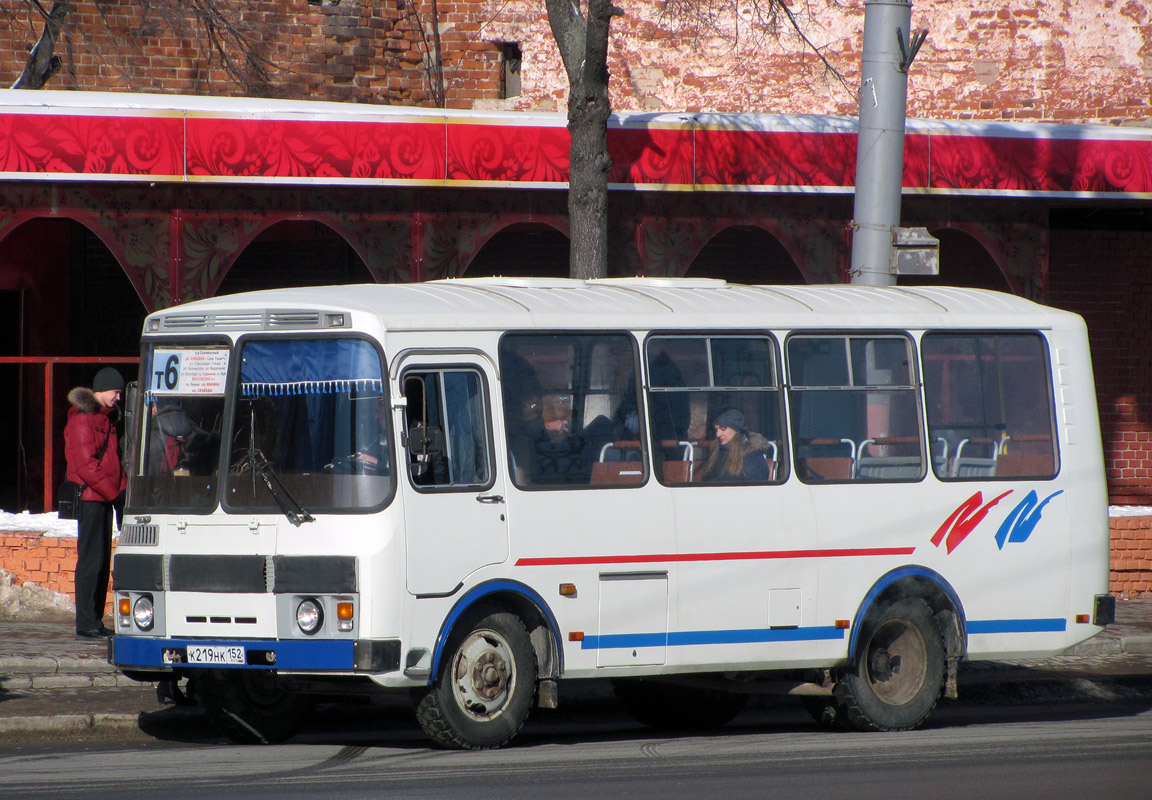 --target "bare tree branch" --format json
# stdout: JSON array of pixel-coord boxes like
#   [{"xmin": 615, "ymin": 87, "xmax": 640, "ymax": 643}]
[
  {"xmin": 11, "ymin": 0, "xmax": 69, "ymax": 89},
  {"xmin": 660, "ymin": 0, "xmax": 850, "ymax": 94}
]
